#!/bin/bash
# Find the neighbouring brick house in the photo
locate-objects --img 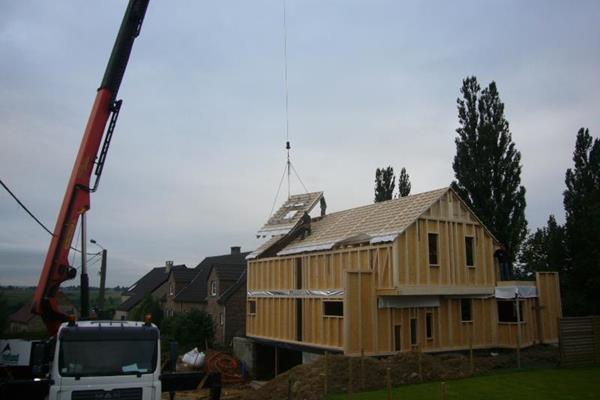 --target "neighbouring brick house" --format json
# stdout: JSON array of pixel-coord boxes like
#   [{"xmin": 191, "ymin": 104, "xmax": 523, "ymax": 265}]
[
  {"xmin": 164, "ymin": 267, "xmax": 201, "ymax": 317},
  {"xmin": 115, "ymin": 261, "xmax": 186, "ymax": 320},
  {"xmin": 171, "ymin": 247, "xmax": 250, "ymax": 314},
  {"xmin": 205, "ymin": 263, "xmax": 248, "ymax": 346},
  {"xmin": 9, "ymin": 291, "xmax": 77, "ymax": 333}
]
